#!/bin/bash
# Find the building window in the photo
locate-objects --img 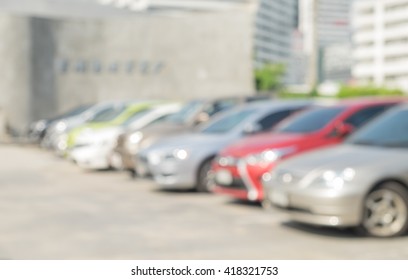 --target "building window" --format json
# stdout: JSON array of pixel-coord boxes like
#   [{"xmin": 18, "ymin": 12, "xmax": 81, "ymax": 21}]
[
  {"xmin": 126, "ymin": 61, "xmax": 135, "ymax": 74},
  {"xmin": 358, "ymin": 7, "xmax": 374, "ymax": 15},
  {"xmin": 153, "ymin": 61, "xmax": 164, "ymax": 74},
  {"xmin": 75, "ymin": 60, "xmax": 87, "ymax": 73},
  {"xmin": 92, "ymin": 60, "xmax": 102, "ymax": 73},
  {"xmin": 139, "ymin": 61, "xmax": 149, "ymax": 75},
  {"xmin": 109, "ymin": 62, "xmax": 119, "ymax": 73},
  {"xmin": 56, "ymin": 58, "xmax": 69, "ymax": 74},
  {"xmin": 385, "ymin": 2, "xmax": 408, "ymax": 12},
  {"xmin": 385, "ymin": 55, "xmax": 408, "ymax": 63}
]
